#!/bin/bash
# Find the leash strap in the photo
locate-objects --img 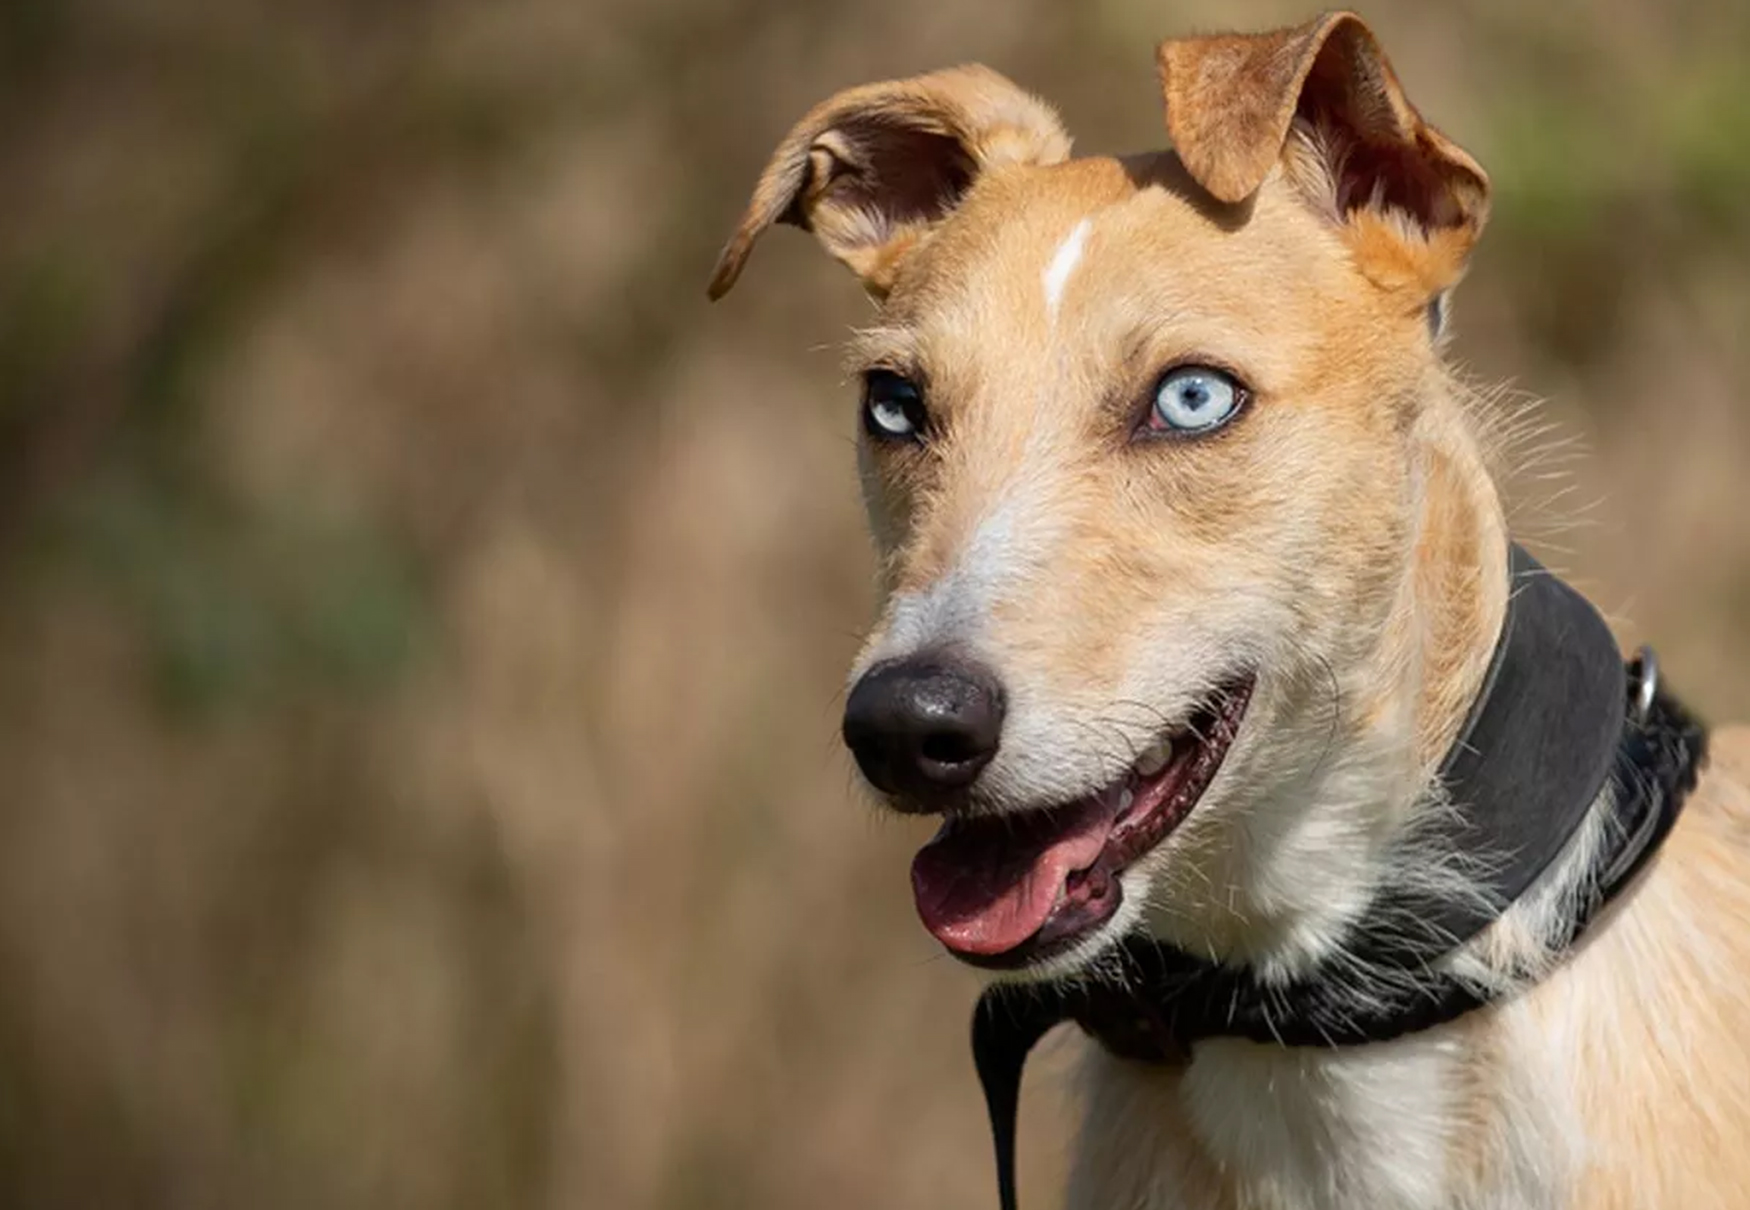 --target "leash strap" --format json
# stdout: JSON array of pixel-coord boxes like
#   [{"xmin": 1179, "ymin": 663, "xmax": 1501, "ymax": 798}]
[
  {"xmin": 968, "ymin": 547, "xmax": 1708, "ymax": 1210},
  {"xmin": 971, "ymin": 988, "xmax": 1068, "ymax": 1210}
]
